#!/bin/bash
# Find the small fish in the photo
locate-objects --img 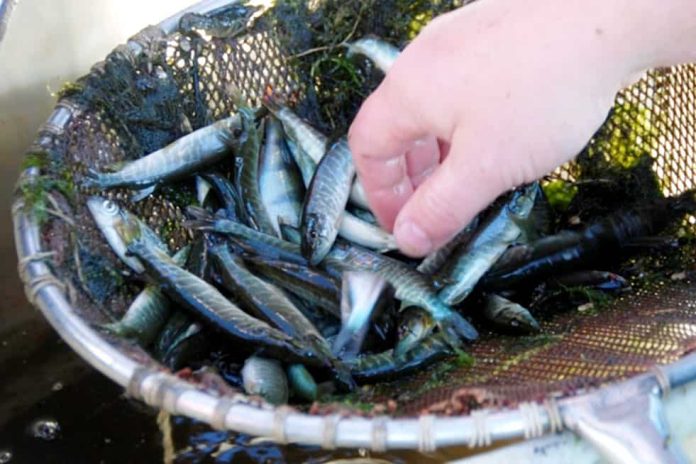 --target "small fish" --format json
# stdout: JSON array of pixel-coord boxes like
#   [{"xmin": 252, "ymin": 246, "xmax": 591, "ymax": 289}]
[
  {"xmin": 188, "ymin": 209, "xmax": 478, "ymax": 347},
  {"xmin": 483, "ymin": 294, "xmax": 540, "ymax": 333},
  {"xmin": 258, "ymin": 117, "xmax": 305, "ymax": 234},
  {"xmin": 287, "ymin": 364, "xmax": 318, "ymax": 402},
  {"xmin": 345, "ymin": 35, "xmax": 400, "ymax": 74},
  {"xmin": 161, "ymin": 322, "xmax": 209, "ymax": 371},
  {"xmin": 245, "ymin": 256, "xmax": 341, "ymax": 317},
  {"xmin": 393, "ymin": 306, "xmax": 434, "ymax": 361},
  {"xmin": 242, "ymin": 356, "xmax": 289, "ymax": 405},
  {"xmin": 126, "ymin": 238, "xmax": 325, "ymax": 366},
  {"xmin": 209, "ymin": 243, "xmax": 333, "ymax": 357},
  {"xmin": 199, "ymin": 172, "xmax": 246, "ymax": 223},
  {"xmin": 301, "ymin": 138, "xmax": 356, "ymax": 264},
  {"xmin": 483, "ymin": 190, "xmax": 696, "ymax": 290},
  {"xmin": 348, "ymin": 334, "xmax": 453, "ymax": 383},
  {"xmin": 338, "ymin": 213, "xmax": 397, "ymax": 252},
  {"xmin": 235, "ymin": 109, "xmax": 277, "ymax": 235},
  {"xmin": 438, "ymin": 183, "xmax": 539, "ymax": 305},
  {"xmin": 332, "ymin": 272, "xmax": 387, "ymax": 360},
  {"xmin": 263, "ymin": 95, "xmax": 369, "ymax": 209},
  {"xmin": 83, "ymin": 115, "xmax": 245, "ymax": 201},
  {"xmin": 86, "ymin": 196, "xmax": 167, "ymax": 273},
  {"xmin": 262, "ymin": 95, "xmax": 328, "ymax": 164},
  {"xmin": 418, "ymin": 214, "xmax": 481, "ymax": 276},
  {"xmin": 550, "ymin": 270, "xmax": 629, "ymax": 292},
  {"xmin": 325, "ymin": 242, "xmax": 479, "ymax": 348},
  {"xmin": 102, "ymin": 246, "xmax": 190, "ymax": 346}
]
